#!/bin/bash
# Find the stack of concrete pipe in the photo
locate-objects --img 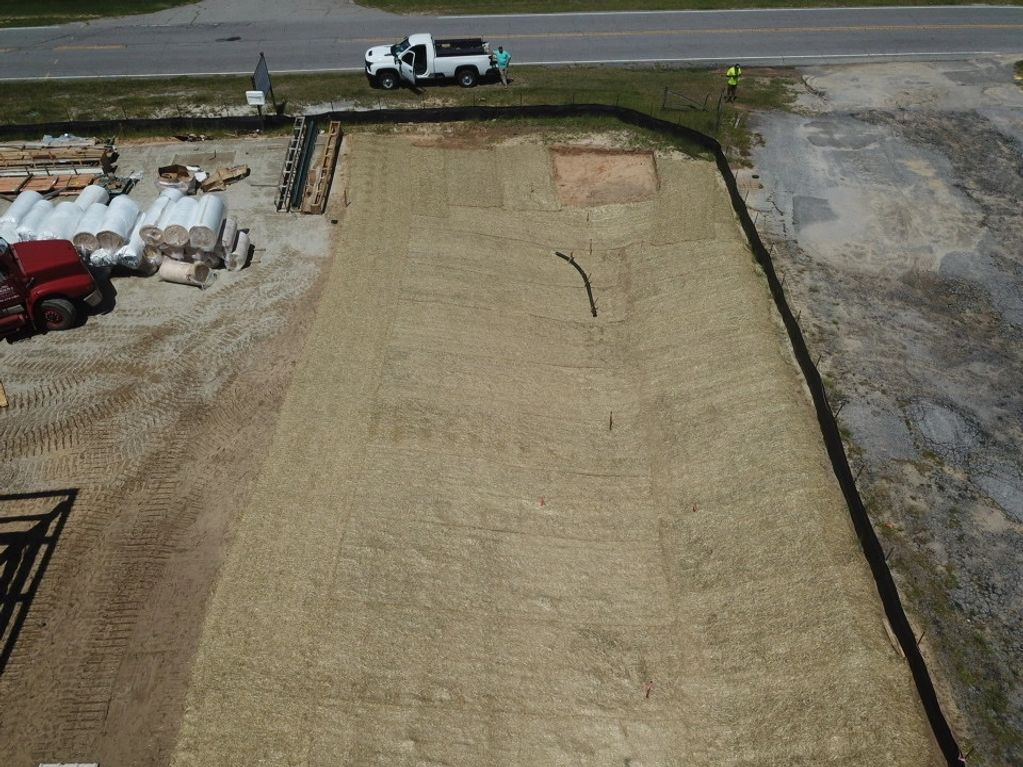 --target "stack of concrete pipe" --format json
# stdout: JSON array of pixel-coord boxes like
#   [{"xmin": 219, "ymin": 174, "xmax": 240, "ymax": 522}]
[{"xmin": 1, "ymin": 187, "xmax": 253, "ymax": 284}]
